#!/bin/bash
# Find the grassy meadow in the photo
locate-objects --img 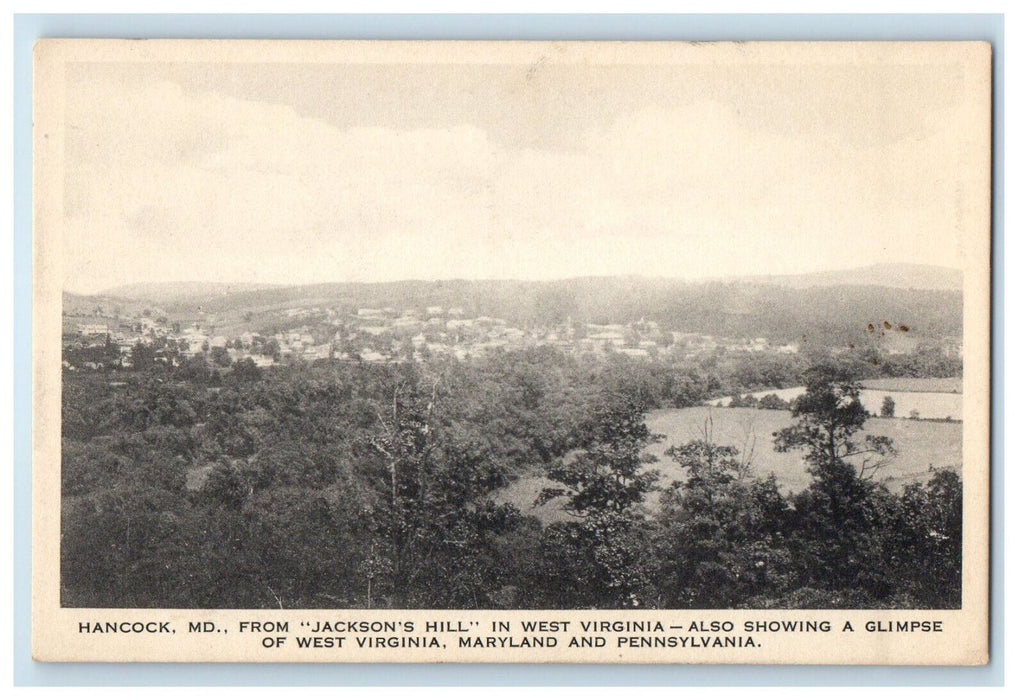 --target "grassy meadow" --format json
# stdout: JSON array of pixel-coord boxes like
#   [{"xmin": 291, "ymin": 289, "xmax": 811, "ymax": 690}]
[{"xmin": 497, "ymin": 406, "xmax": 962, "ymax": 523}]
